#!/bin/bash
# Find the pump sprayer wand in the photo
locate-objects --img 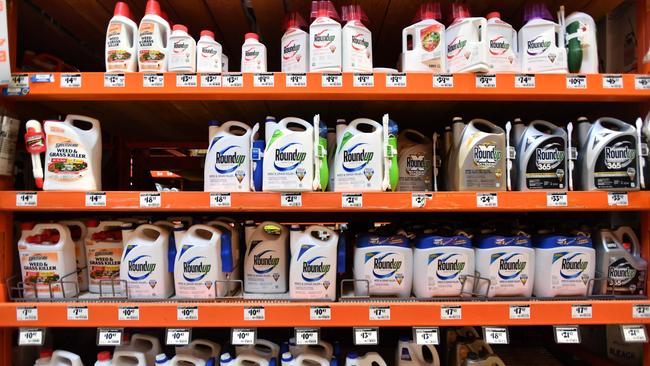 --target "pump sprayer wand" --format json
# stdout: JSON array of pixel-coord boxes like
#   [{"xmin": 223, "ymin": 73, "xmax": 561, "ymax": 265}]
[
  {"xmin": 567, "ymin": 122, "xmax": 575, "ymax": 191},
  {"xmin": 505, "ymin": 121, "xmax": 513, "ymax": 191},
  {"xmin": 24, "ymin": 120, "xmax": 45, "ymax": 188},
  {"xmin": 635, "ymin": 117, "xmax": 646, "ymax": 189}
]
